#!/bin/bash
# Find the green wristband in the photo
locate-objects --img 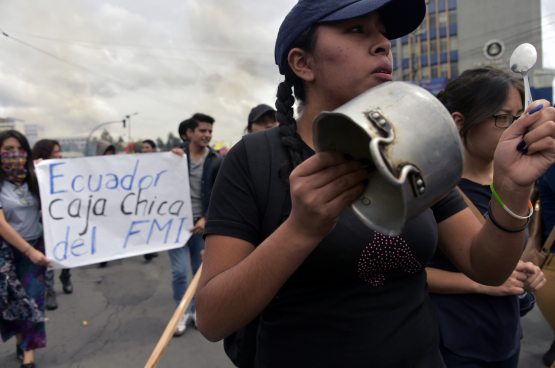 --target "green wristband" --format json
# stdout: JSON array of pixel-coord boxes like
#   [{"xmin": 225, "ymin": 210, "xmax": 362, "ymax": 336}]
[
  {"xmin": 490, "ymin": 181, "xmax": 533, "ymax": 220},
  {"xmin": 490, "ymin": 182, "xmax": 505, "ymax": 208}
]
